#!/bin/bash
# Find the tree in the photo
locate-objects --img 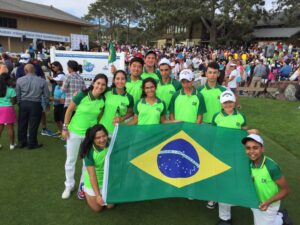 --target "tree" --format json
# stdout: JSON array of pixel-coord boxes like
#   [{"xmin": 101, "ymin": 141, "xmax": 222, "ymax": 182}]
[
  {"xmin": 141, "ymin": 0, "xmax": 266, "ymax": 46},
  {"xmin": 273, "ymin": 0, "xmax": 300, "ymax": 26}
]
